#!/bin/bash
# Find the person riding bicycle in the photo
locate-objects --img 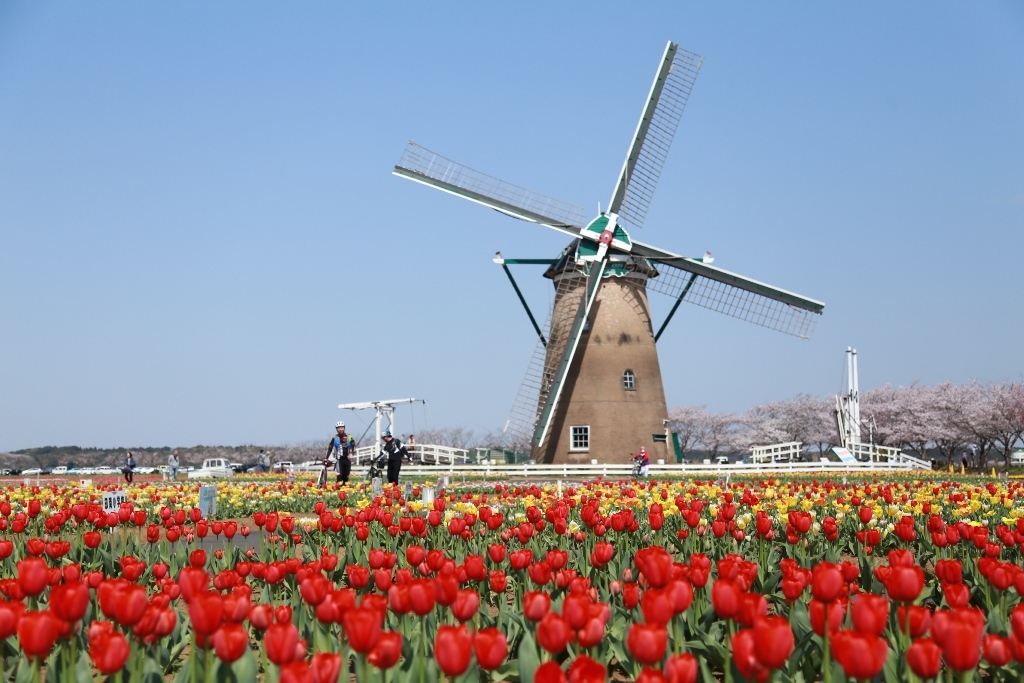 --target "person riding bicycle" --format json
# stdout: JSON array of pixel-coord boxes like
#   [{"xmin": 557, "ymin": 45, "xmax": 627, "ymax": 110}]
[
  {"xmin": 633, "ymin": 447, "xmax": 650, "ymax": 477},
  {"xmin": 380, "ymin": 430, "xmax": 410, "ymax": 485},
  {"xmin": 326, "ymin": 421, "xmax": 355, "ymax": 485}
]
